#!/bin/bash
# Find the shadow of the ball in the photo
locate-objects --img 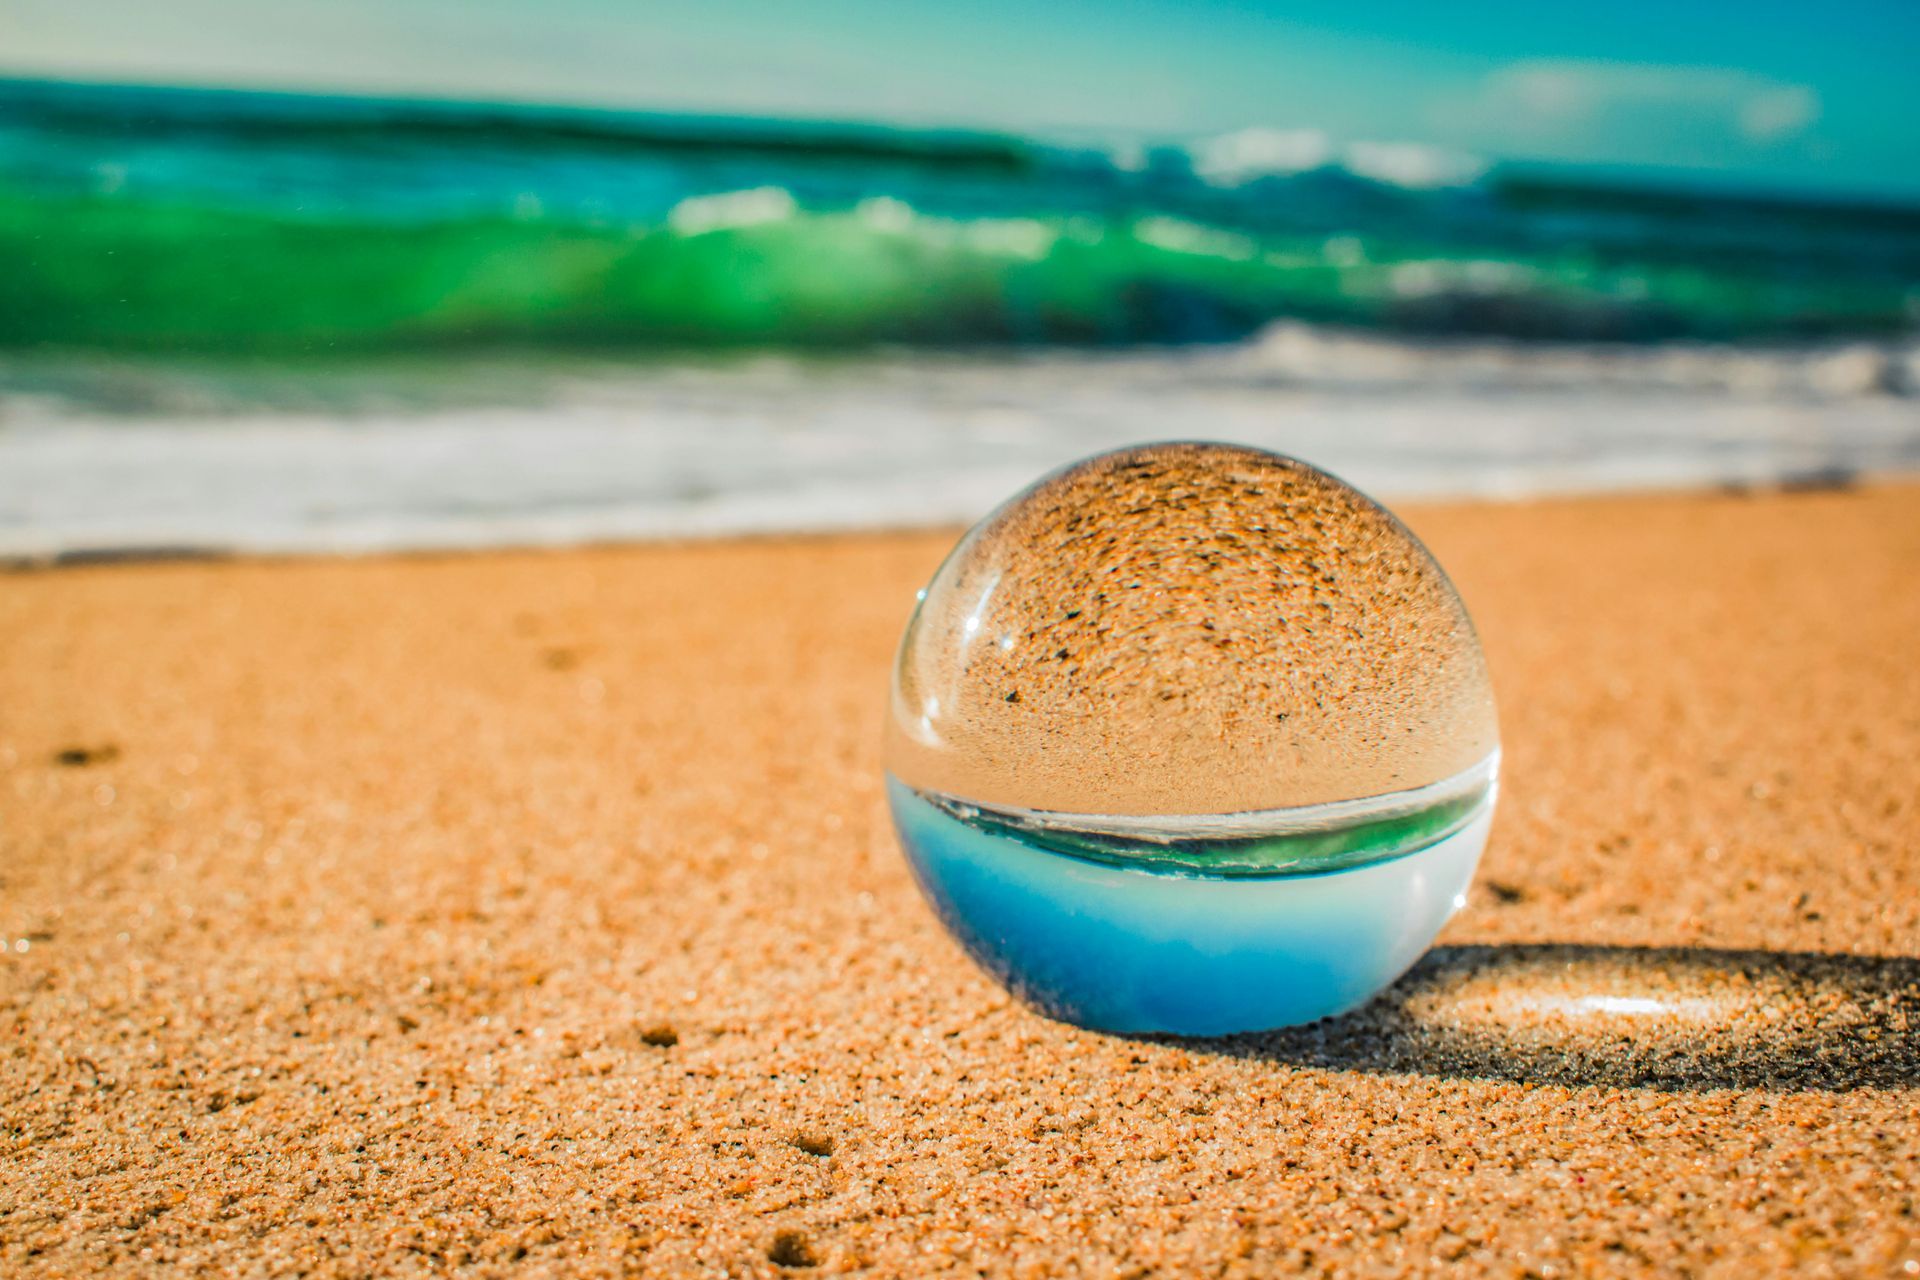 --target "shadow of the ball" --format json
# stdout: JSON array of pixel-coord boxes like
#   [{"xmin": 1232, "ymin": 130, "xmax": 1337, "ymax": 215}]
[{"xmin": 1183, "ymin": 942, "xmax": 1920, "ymax": 1094}]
